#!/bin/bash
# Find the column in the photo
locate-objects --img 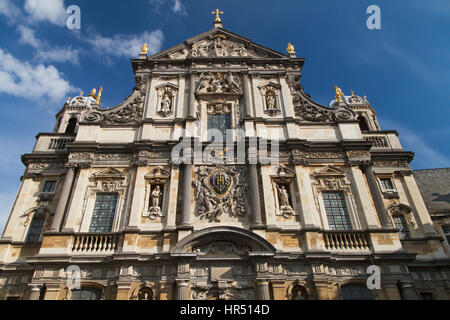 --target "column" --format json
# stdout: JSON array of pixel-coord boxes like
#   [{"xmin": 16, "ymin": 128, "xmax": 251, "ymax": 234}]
[
  {"xmin": 249, "ymin": 164, "xmax": 263, "ymax": 228},
  {"xmin": 399, "ymin": 281, "xmax": 419, "ymax": 300},
  {"xmin": 176, "ymin": 280, "xmax": 189, "ymax": 300},
  {"xmin": 180, "ymin": 164, "xmax": 193, "ymax": 227},
  {"xmin": 242, "ymin": 73, "xmax": 253, "ymax": 117},
  {"xmin": 188, "ymin": 74, "xmax": 196, "ymax": 119},
  {"xmin": 28, "ymin": 284, "xmax": 42, "ymax": 300},
  {"xmin": 362, "ymin": 163, "xmax": 392, "ymax": 228},
  {"xmin": 50, "ymin": 167, "xmax": 76, "ymax": 232},
  {"xmin": 256, "ymin": 280, "xmax": 270, "ymax": 300},
  {"xmin": 349, "ymin": 165, "xmax": 380, "ymax": 229}
]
